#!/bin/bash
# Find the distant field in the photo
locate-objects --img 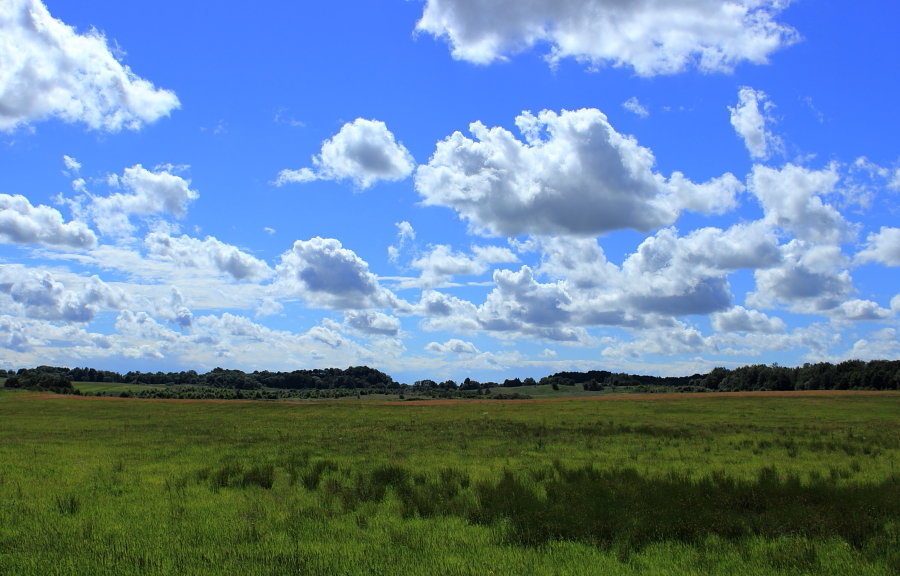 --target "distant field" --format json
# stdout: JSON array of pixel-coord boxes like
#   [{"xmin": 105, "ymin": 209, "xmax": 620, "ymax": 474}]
[
  {"xmin": 73, "ymin": 381, "xmax": 166, "ymax": 394},
  {"xmin": 0, "ymin": 390, "xmax": 897, "ymax": 575}
]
